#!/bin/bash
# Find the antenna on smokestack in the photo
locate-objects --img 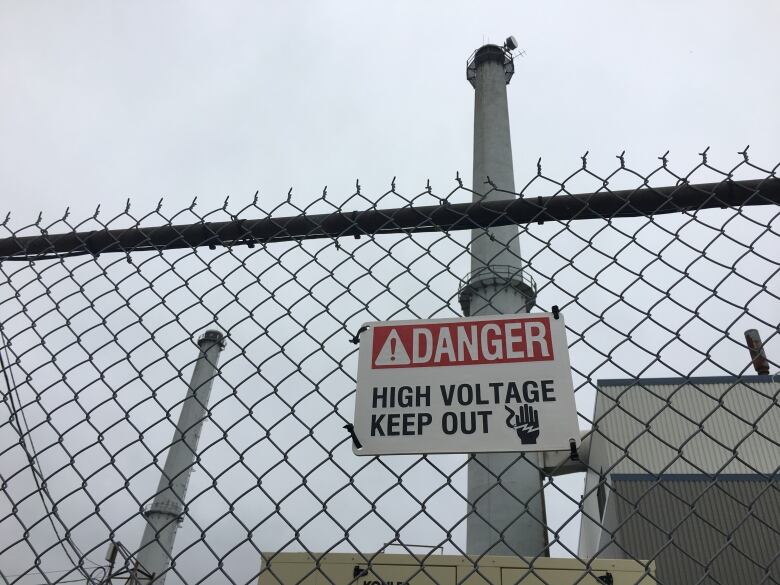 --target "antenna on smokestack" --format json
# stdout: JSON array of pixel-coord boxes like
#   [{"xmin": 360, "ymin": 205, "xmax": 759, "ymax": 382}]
[{"xmin": 503, "ymin": 35, "xmax": 526, "ymax": 58}]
